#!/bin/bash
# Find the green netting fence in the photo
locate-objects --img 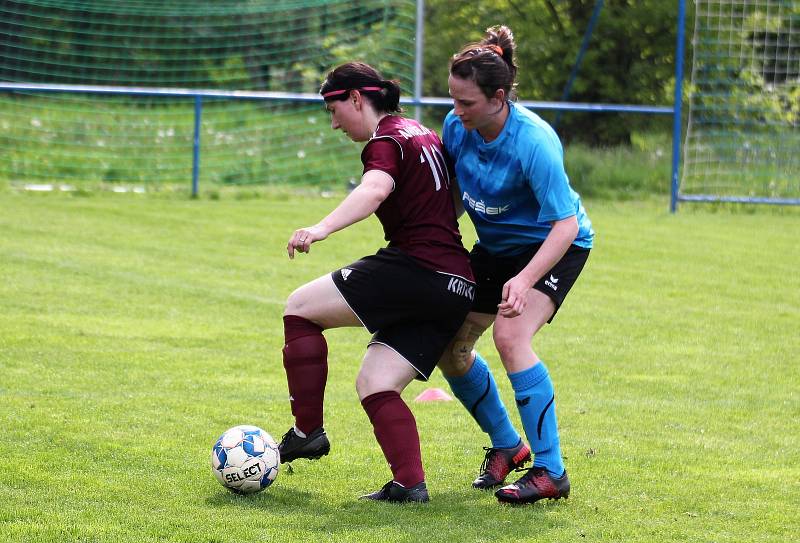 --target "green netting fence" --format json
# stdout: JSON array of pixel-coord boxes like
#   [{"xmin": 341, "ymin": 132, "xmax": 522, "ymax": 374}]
[{"xmin": 0, "ymin": 0, "xmax": 417, "ymax": 190}]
